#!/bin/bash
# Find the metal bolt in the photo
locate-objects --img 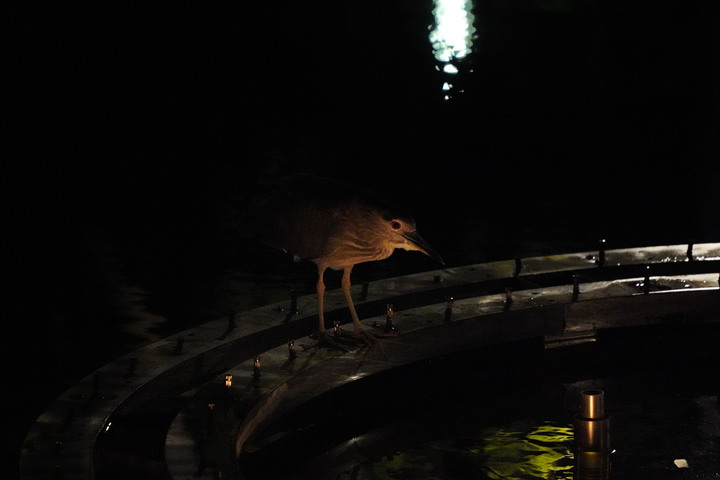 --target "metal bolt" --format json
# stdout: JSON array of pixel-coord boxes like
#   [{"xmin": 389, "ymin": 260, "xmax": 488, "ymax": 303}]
[
  {"xmin": 385, "ymin": 304, "xmax": 395, "ymax": 333},
  {"xmin": 444, "ymin": 296, "xmax": 454, "ymax": 323},
  {"xmin": 290, "ymin": 289, "xmax": 298, "ymax": 314},
  {"xmin": 572, "ymin": 275, "xmax": 580, "ymax": 302},
  {"xmin": 597, "ymin": 239, "xmax": 606, "ymax": 267},
  {"xmin": 360, "ymin": 282, "xmax": 369, "ymax": 300},
  {"xmin": 288, "ymin": 339, "xmax": 297, "ymax": 359}
]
